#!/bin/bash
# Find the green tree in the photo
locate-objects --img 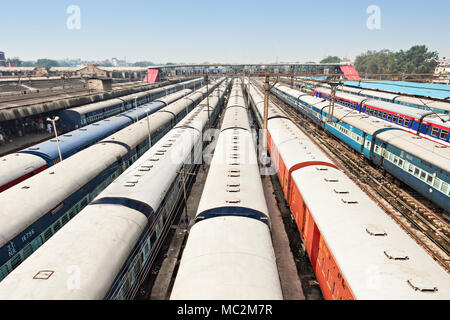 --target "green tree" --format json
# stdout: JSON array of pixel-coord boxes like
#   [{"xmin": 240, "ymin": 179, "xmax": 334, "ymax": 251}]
[
  {"xmin": 99, "ymin": 61, "xmax": 113, "ymax": 67},
  {"xmin": 320, "ymin": 56, "xmax": 341, "ymax": 63},
  {"xmin": 7, "ymin": 57, "xmax": 22, "ymax": 66},
  {"xmin": 35, "ymin": 59, "xmax": 59, "ymax": 68},
  {"xmin": 22, "ymin": 61, "xmax": 36, "ymax": 67},
  {"xmin": 133, "ymin": 61, "xmax": 155, "ymax": 67},
  {"xmin": 354, "ymin": 45, "xmax": 438, "ymax": 75}
]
